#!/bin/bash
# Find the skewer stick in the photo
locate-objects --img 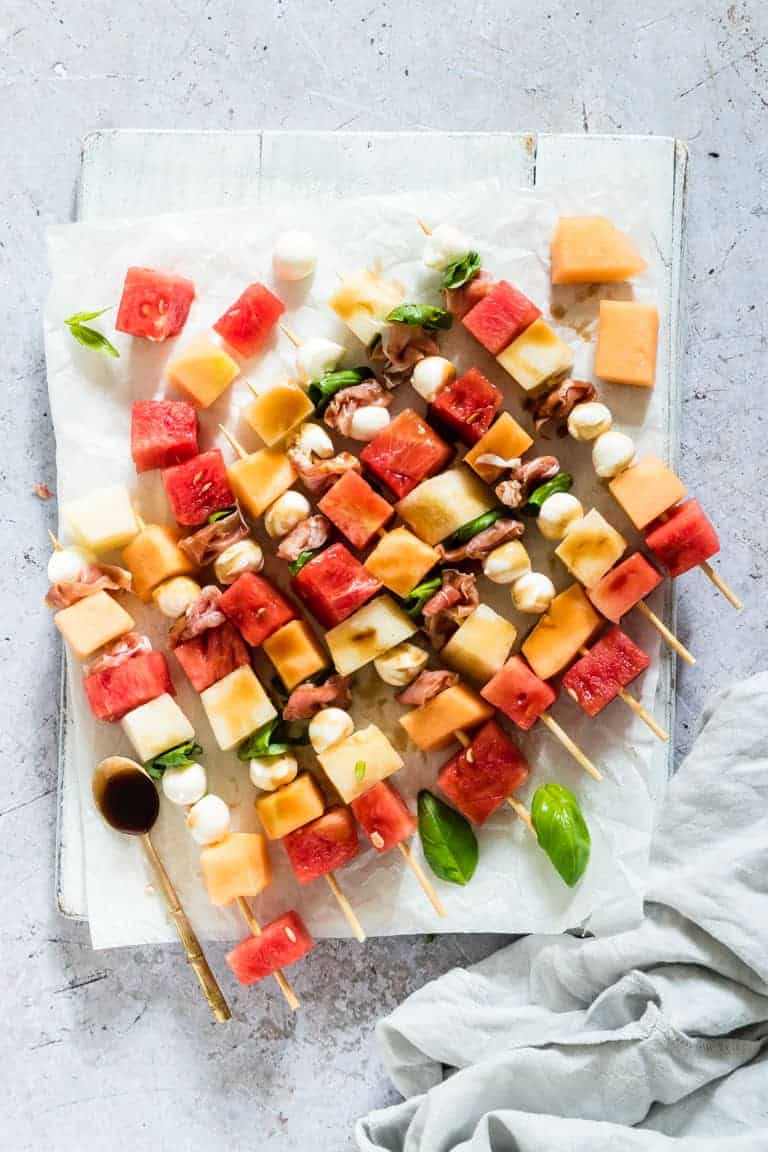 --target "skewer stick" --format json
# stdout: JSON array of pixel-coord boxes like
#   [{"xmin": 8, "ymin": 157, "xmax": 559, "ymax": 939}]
[
  {"xmin": 325, "ymin": 871, "xmax": 366, "ymax": 942},
  {"xmin": 235, "ymin": 896, "xmax": 300, "ymax": 1011},
  {"xmin": 48, "ymin": 529, "xmax": 61, "ymax": 551},
  {"xmin": 417, "ymin": 219, "xmax": 431, "ymax": 236},
  {"xmin": 575, "ymin": 646, "xmax": 668, "ymax": 743},
  {"xmin": 698, "ymin": 560, "xmax": 743, "ymax": 611},
  {"xmin": 280, "ymin": 323, "xmax": 302, "ymax": 348},
  {"xmin": 635, "ymin": 600, "xmax": 695, "ymax": 666},
  {"xmin": 398, "ymin": 841, "xmax": 446, "ymax": 917},
  {"xmin": 539, "ymin": 712, "xmax": 604, "ymax": 782},
  {"xmin": 506, "ymin": 797, "xmax": 535, "ymax": 835},
  {"xmin": 219, "ymin": 425, "xmax": 248, "ymax": 461}
]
